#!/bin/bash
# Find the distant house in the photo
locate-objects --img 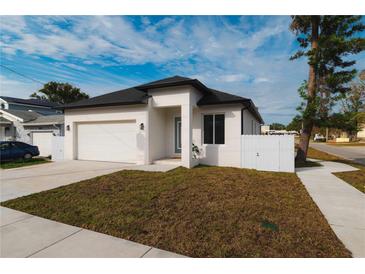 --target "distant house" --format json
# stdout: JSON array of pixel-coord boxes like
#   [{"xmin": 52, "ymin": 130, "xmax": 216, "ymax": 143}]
[
  {"xmin": 0, "ymin": 96, "xmax": 64, "ymax": 156},
  {"xmin": 358, "ymin": 124, "xmax": 365, "ymax": 139},
  {"xmin": 0, "ymin": 96, "xmax": 61, "ymax": 115}
]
